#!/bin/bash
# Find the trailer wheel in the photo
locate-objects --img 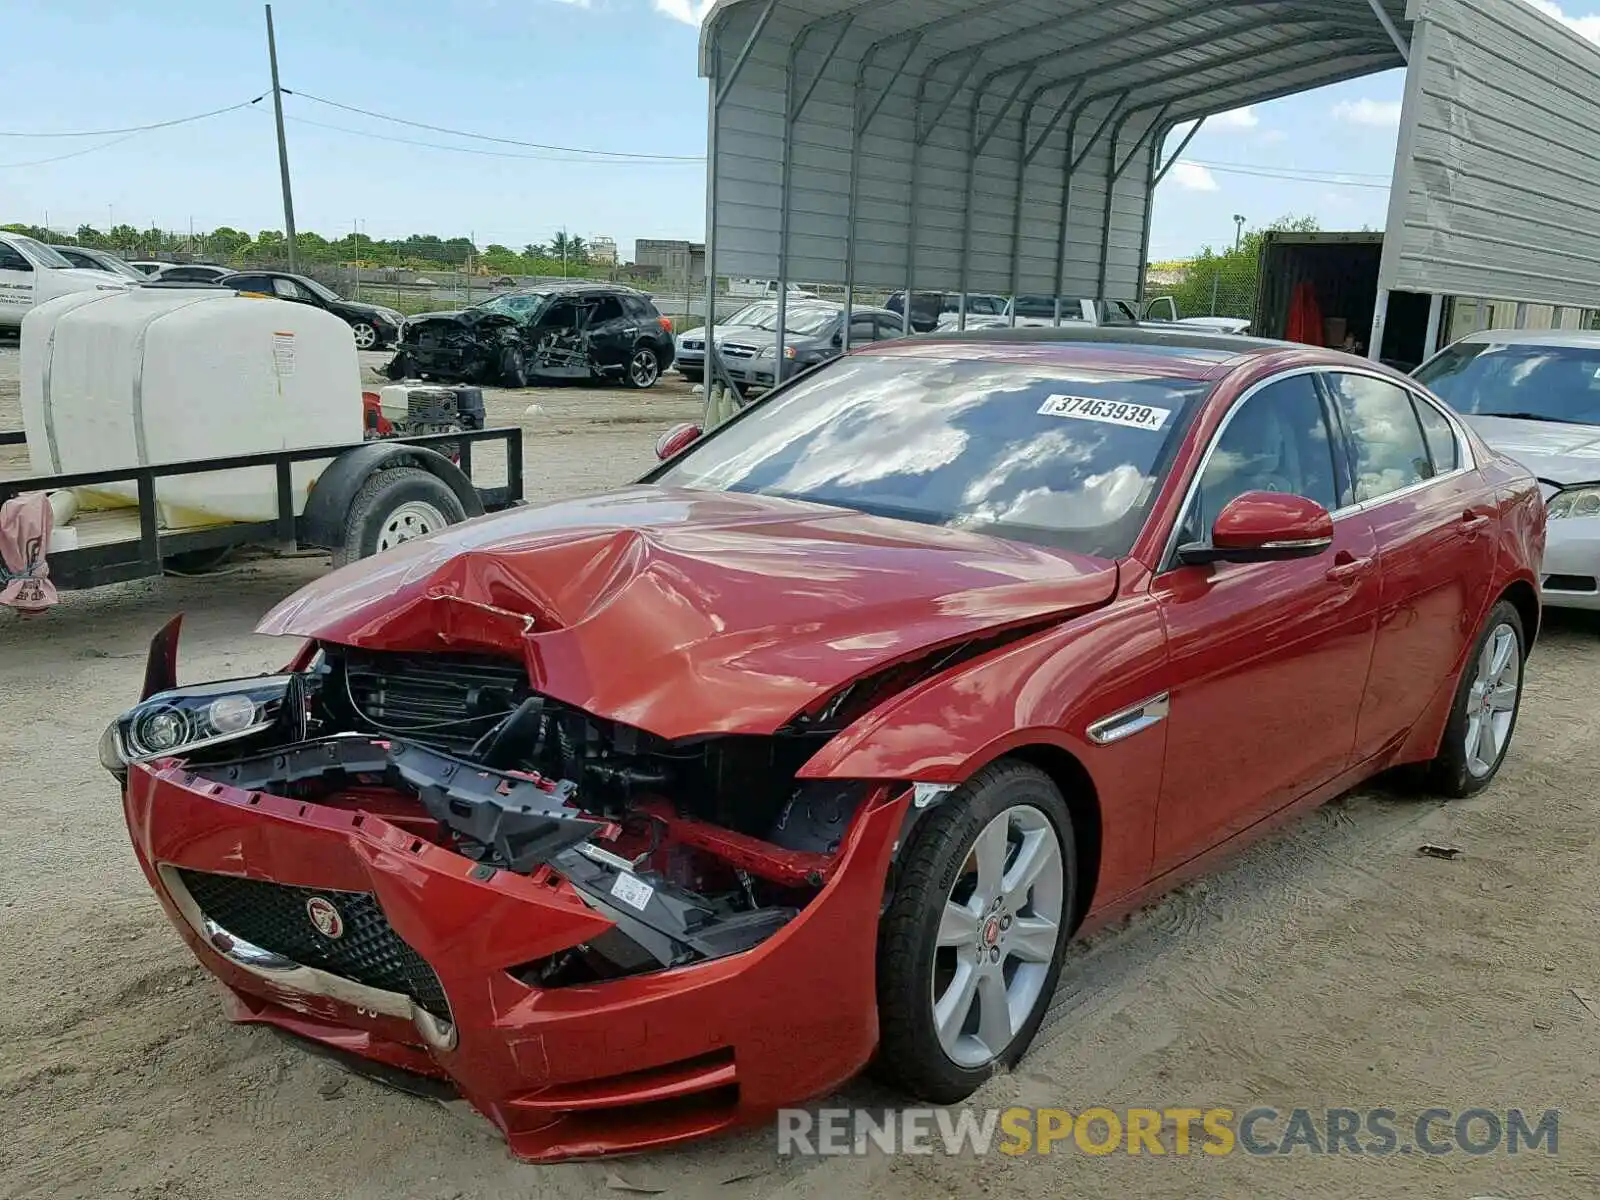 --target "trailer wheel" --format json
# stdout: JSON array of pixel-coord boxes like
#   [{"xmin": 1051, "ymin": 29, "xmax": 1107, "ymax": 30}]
[{"xmin": 334, "ymin": 467, "xmax": 467, "ymax": 567}]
